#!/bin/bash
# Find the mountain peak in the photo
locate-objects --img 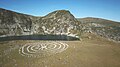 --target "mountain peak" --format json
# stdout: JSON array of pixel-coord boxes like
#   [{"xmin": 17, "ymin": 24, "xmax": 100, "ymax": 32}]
[
  {"xmin": 55, "ymin": 10, "xmax": 70, "ymax": 13},
  {"xmin": 44, "ymin": 10, "xmax": 70, "ymax": 17},
  {"xmin": 43, "ymin": 10, "xmax": 75, "ymax": 20}
]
